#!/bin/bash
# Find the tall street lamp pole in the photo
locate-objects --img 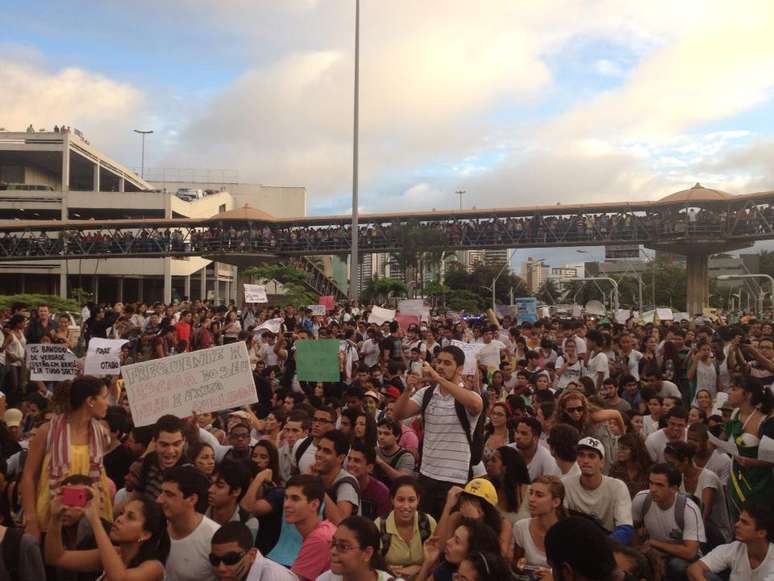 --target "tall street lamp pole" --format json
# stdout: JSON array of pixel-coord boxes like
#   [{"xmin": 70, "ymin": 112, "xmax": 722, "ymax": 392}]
[
  {"xmin": 133, "ymin": 129, "xmax": 153, "ymax": 179},
  {"xmin": 350, "ymin": 0, "xmax": 361, "ymax": 302}
]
